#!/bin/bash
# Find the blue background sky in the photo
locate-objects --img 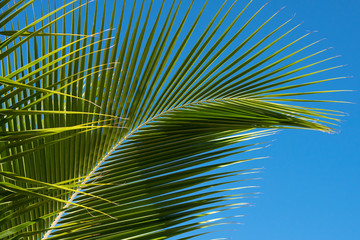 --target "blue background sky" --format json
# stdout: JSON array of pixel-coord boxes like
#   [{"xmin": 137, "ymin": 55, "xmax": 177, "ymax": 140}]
[
  {"xmin": 22, "ymin": 0, "xmax": 360, "ymax": 239},
  {"xmin": 217, "ymin": 0, "xmax": 360, "ymax": 239}
]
